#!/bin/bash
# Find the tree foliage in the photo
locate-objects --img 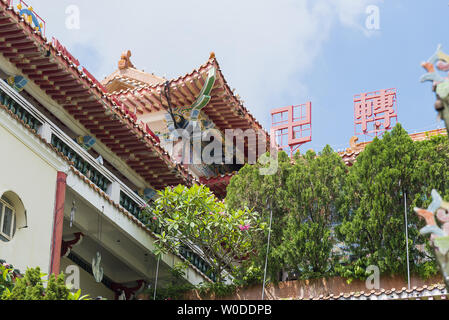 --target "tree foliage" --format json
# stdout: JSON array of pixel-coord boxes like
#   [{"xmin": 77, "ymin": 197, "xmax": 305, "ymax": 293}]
[
  {"xmin": 1, "ymin": 266, "xmax": 89, "ymax": 300},
  {"xmin": 275, "ymin": 146, "xmax": 347, "ymax": 279},
  {"xmin": 226, "ymin": 151, "xmax": 293, "ymax": 282},
  {"xmin": 336, "ymin": 124, "xmax": 444, "ymax": 279},
  {"xmin": 0, "ymin": 261, "xmax": 16, "ymax": 297},
  {"xmin": 227, "ymin": 147, "xmax": 347, "ymax": 281},
  {"xmin": 226, "ymin": 124, "xmax": 449, "ymax": 283},
  {"xmin": 143, "ymin": 184, "xmax": 266, "ymax": 282}
]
